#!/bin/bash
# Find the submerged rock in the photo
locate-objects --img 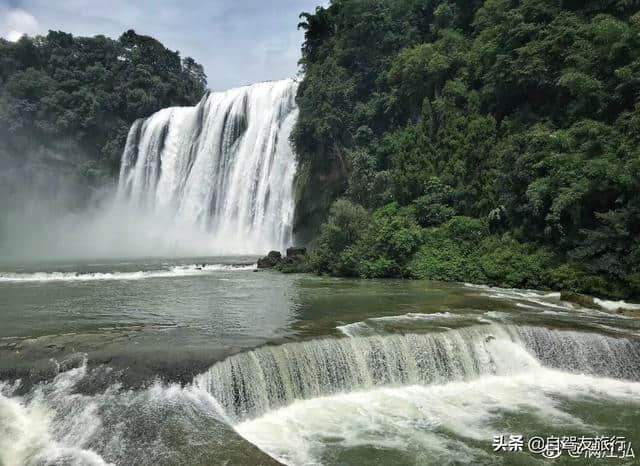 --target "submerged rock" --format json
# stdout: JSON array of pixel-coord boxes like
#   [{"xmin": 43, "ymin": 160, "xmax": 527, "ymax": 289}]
[{"xmin": 614, "ymin": 307, "xmax": 640, "ymax": 317}]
